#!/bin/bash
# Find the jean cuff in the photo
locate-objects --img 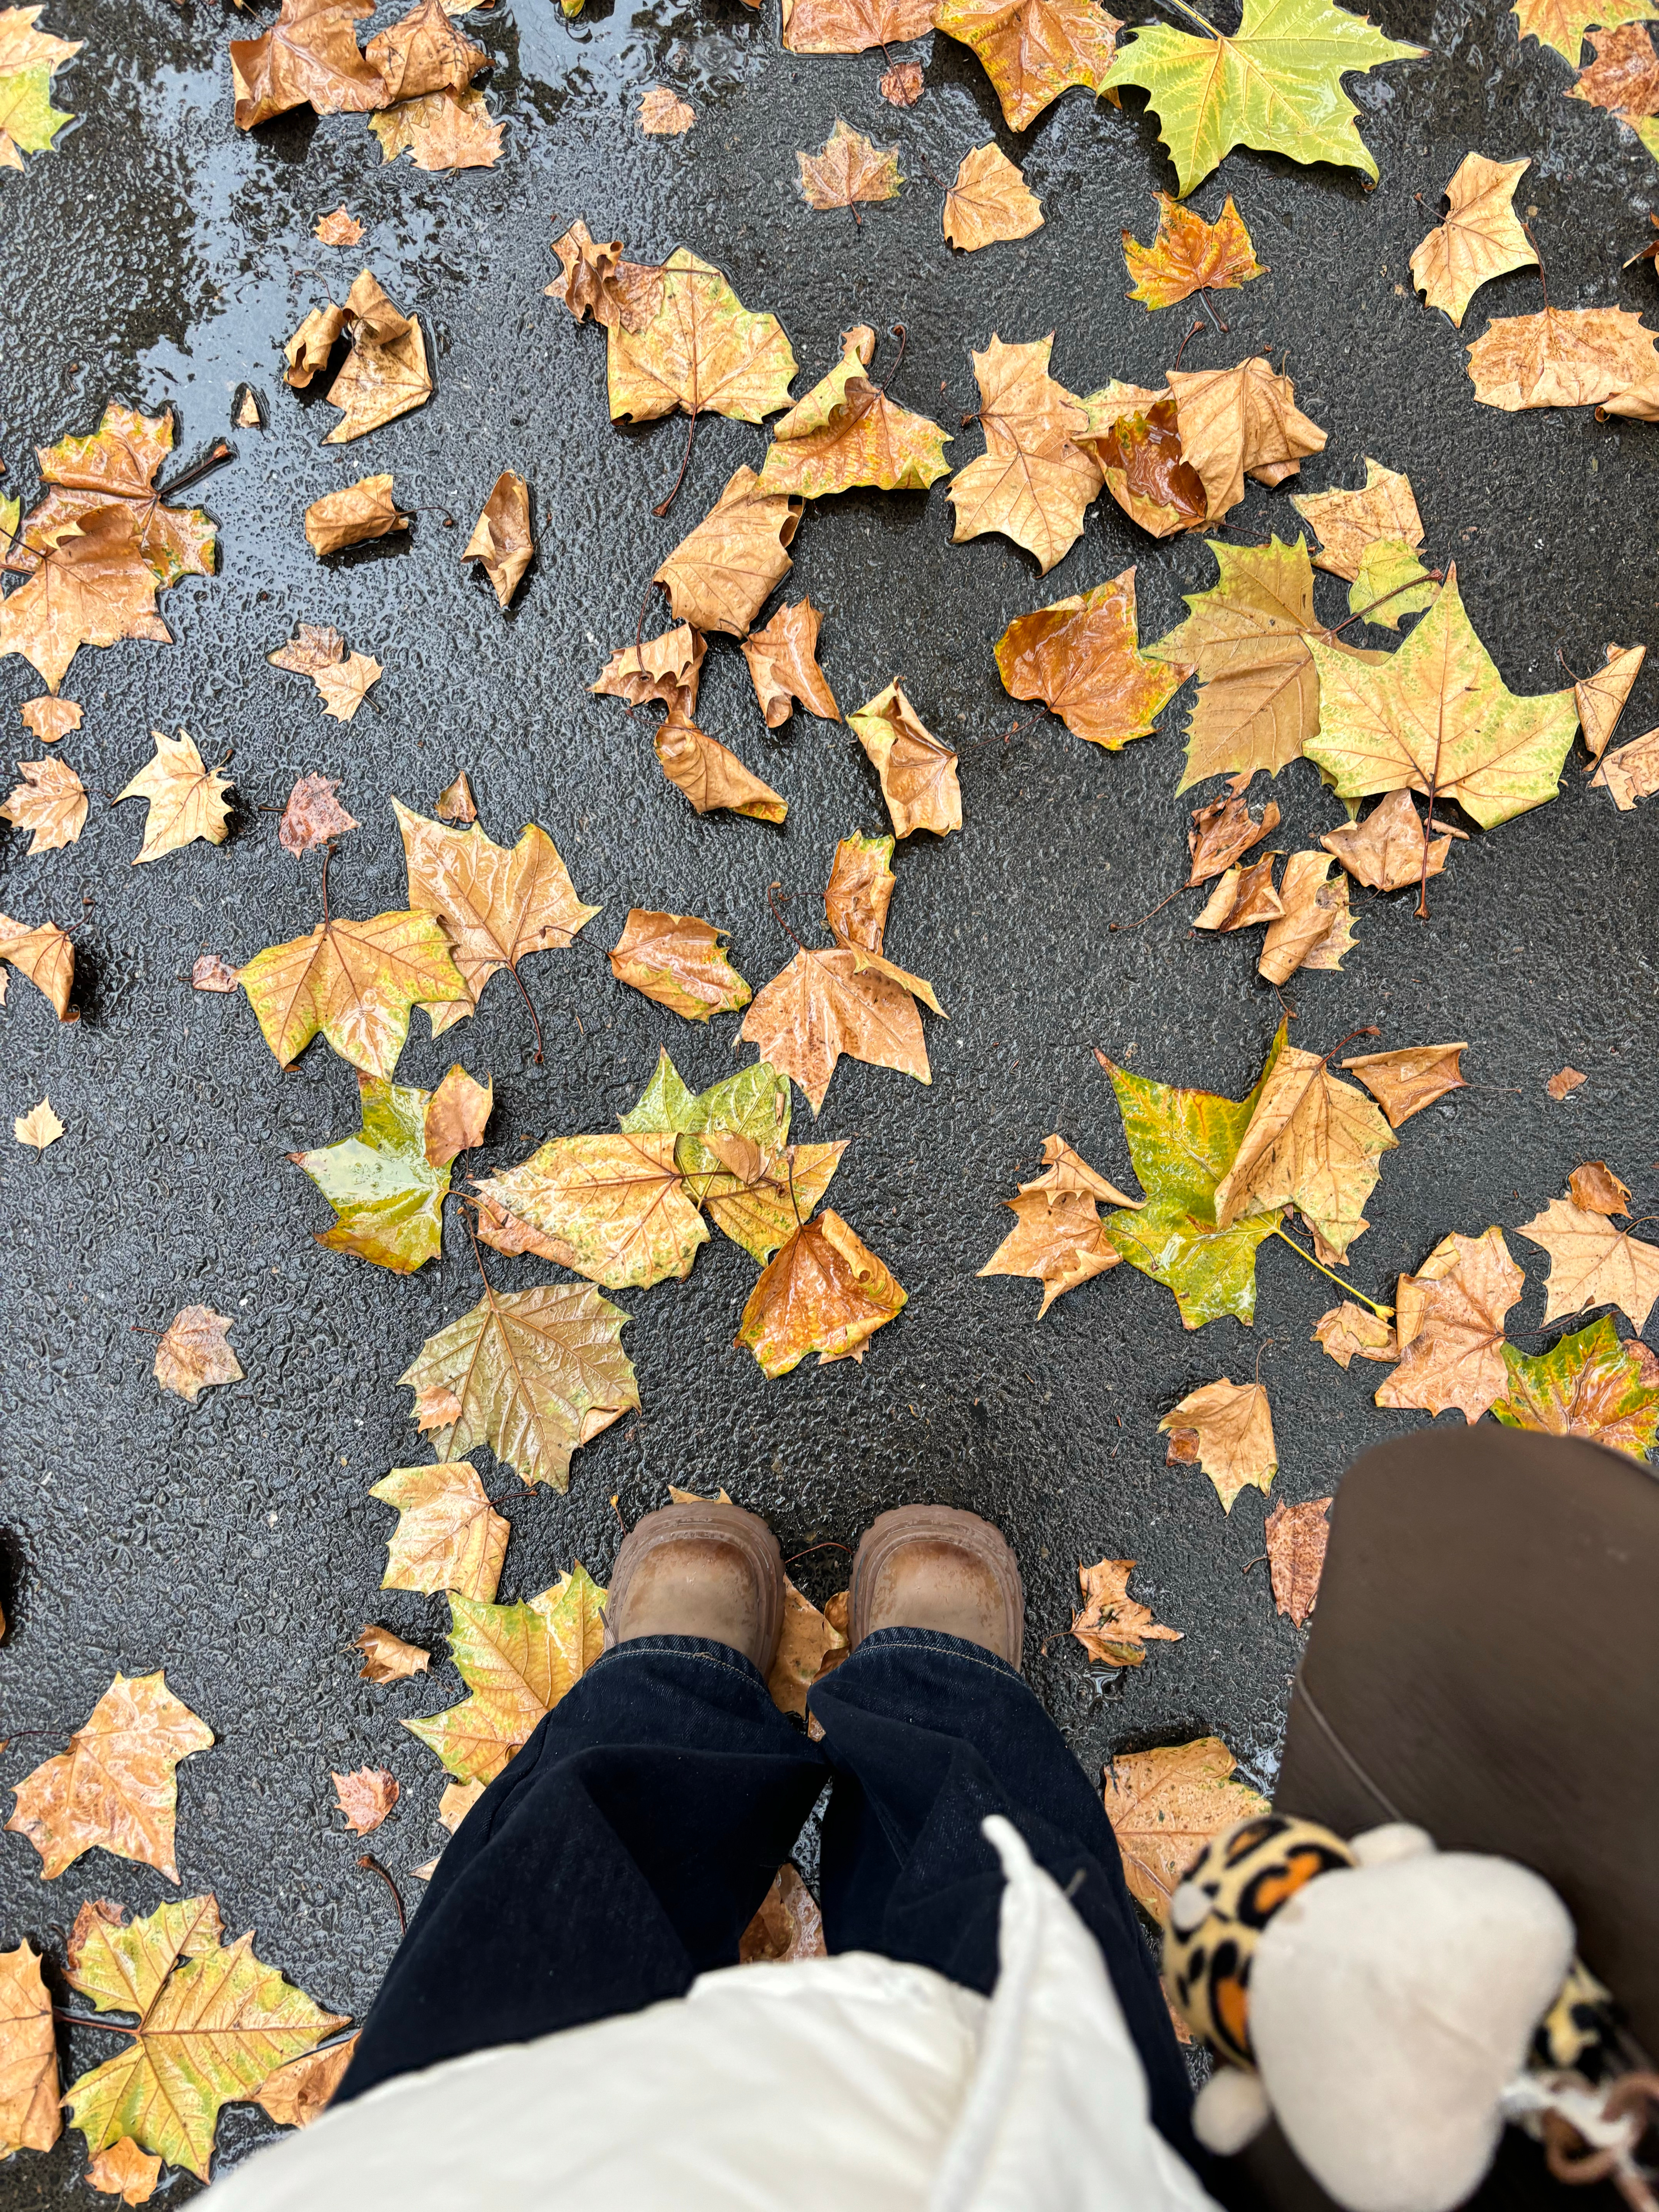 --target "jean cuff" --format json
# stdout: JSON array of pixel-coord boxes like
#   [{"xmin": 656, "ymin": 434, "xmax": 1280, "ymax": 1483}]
[
  {"xmin": 832, "ymin": 1622, "xmax": 1027, "ymax": 1688},
  {"xmin": 586, "ymin": 1632, "xmax": 772, "ymax": 1697}
]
